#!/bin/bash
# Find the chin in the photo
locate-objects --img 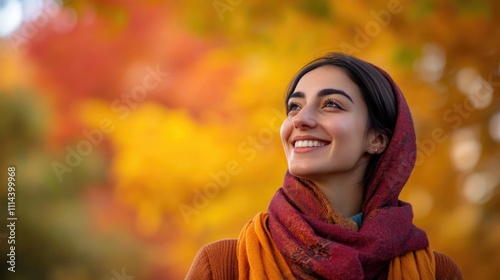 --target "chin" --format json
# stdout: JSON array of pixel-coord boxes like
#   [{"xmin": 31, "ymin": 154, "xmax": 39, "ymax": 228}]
[{"xmin": 288, "ymin": 166, "xmax": 319, "ymax": 179}]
